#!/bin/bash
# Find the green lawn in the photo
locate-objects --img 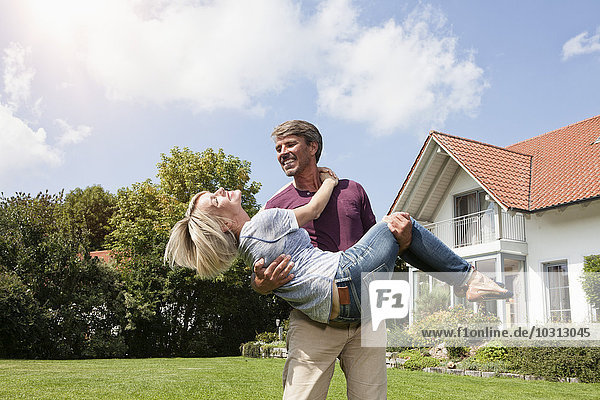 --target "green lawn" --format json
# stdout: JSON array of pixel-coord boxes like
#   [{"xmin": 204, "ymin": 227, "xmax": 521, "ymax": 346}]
[{"xmin": 1, "ymin": 357, "xmax": 598, "ymax": 399}]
